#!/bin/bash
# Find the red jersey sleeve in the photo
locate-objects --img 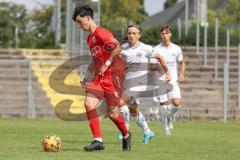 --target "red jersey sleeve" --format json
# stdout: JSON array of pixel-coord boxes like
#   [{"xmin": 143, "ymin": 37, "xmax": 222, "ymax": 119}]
[{"xmin": 96, "ymin": 27, "xmax": 119, "ymax": 53}]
